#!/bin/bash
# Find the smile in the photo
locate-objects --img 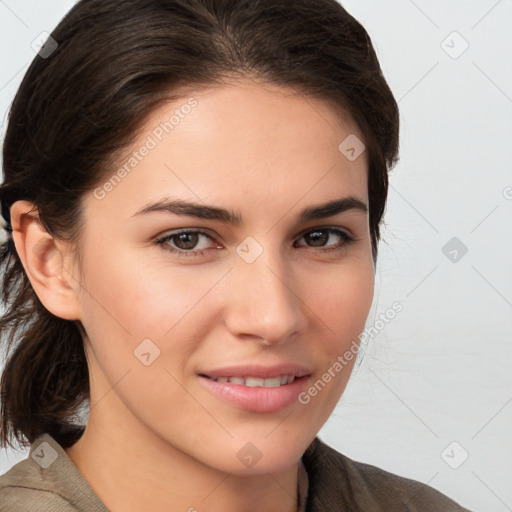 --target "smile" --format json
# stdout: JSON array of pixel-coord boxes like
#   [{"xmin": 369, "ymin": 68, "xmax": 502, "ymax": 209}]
[{"xmin": 208, "ymin": 375, "xmax": 296, "ymax": 387}]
